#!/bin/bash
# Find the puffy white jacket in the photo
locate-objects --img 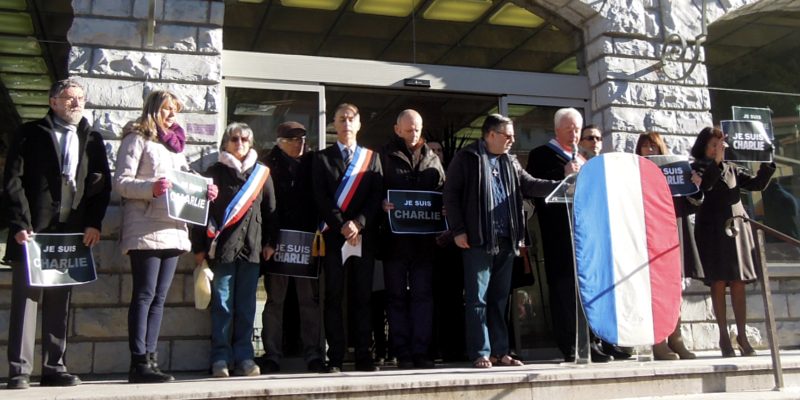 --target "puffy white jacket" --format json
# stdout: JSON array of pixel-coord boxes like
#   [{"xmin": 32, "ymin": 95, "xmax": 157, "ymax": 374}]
[{"xmin": 113, "ymin": 132, "xmax": 191, "ymax": 254}]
